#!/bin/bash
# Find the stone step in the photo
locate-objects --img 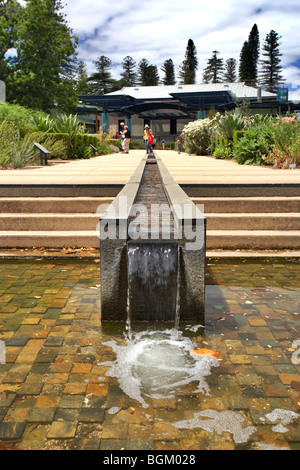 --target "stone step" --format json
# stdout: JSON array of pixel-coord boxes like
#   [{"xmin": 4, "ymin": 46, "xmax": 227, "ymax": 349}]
[
  {"xmin": 205, "ymin": 213, "xmax": 300, "ymax": 231},
  {"xmin": 206, "ymin": 230, "xmax": 300, "ymax": 249},
  {"xmin": 0, "ymin": 230, "xmax": 299, "ymax": 250},
  {"xmin": 0, "ymin": 231, "xmax": 99, "ymax": 248},
  {"xmin": 0, "ymin": 214, "xmax": 100, "ymax": 231},
  {"xmin": 0, "ymin": 212, "xmax": 299, "ymax": 232},
  {"xmin": 0, "ymin": 197, "xmax": 114, "ymax": 213},
  {"xmin": 192, "ymin": 196, "xmax": 300, "ymax": 213}
]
